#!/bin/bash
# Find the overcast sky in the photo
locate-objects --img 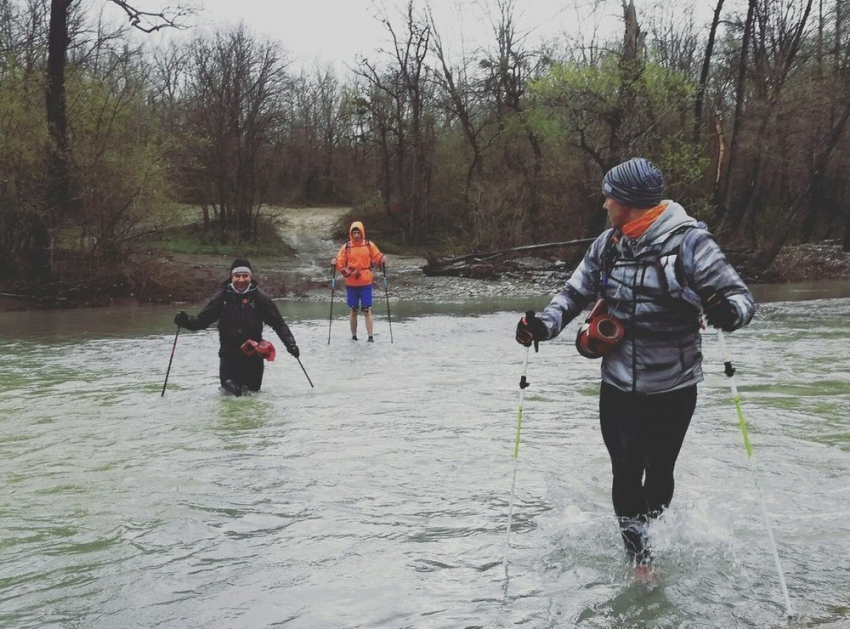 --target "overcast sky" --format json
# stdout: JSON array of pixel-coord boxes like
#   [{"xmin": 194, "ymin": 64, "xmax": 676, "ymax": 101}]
[
  {"xmin": 142, "ymin": 0, "xmax": 623, "ymax": 71},
  {"xmin": 135, "ymin": 0, "xmax": 724, "ymax": 73}
]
